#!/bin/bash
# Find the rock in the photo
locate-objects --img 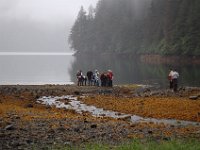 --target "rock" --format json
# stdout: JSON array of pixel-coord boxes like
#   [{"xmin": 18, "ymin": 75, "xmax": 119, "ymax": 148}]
[
  {"xmin": 25, "ymin": 104, "xmax": 33, "ymax": 108},
  {"xmin": 64, "ymin": 141, "xmax": 71, "ymax": 146},
  {"xmin": 144, "ymin": 88, "xmax": 151, "ymax": 93},
  {"xmin": 26, "ymin": 139, "xmax": 33, "ymax": 144},
  {"xmin": 5, "ymin": 124, "xmax": 16, "ymax": 130},
  {"xmin": 47, "ymin": 129, "xmax": 55, "ymax": 133},
  {"xmin": 74, "ymin": 128, "xmax": 80, "ymax": 132},
  {"xmin": 163, "ymin": 137, "xmax": 171, "ymax": 141},
  {"xmin": 35, "ymin": 95, "xmax": 40, "ymax": 99},
  {"xmin": 91, "ymin": 124, "xmax": 97, "ymax": 128},
  {"xmin": 20, "ymin": 96, "xmax": 25, "ymax": 99},
  {"xmin": 189, "ymin": 96, "xmax": 199, "ymax": 100},
  {"xmin": 148, "ymin": 130, "xmax": 153, "ymax": 134},
  {"xmin": 57, "ymin": 127, "xmax": 66, "ymax": 132},
  {"xmin": 84, "ymin": 119, "xmax": 89, "ymax": 123},
  {"xmin": 46, "ymin": 105, "xmax": 51, "ymax": 109},
  {"xmin": 74, "ymin": 91, "xmax": 80, "ymax": 95},
  {"xmin": 99, "ymin": 89, "xmax": 112, "ymax": 95},
  {"xmin": 12, "ymin": 115, "xmax": 20, "ymax": 120},
  {"xmin": 65, "ymin": 101, "xmax": 70, "ymax": 105},
  {"xmin": 120, "ymin": 116, "xmax": 131, "ymax": 122}
]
